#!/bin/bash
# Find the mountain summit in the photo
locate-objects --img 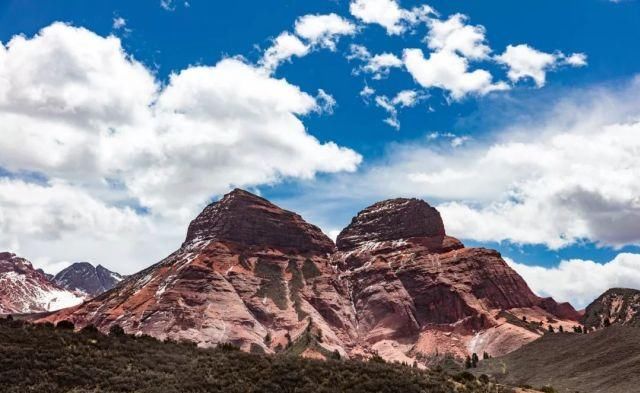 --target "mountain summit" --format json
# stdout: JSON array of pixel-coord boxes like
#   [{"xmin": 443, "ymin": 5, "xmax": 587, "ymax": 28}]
[
  {"xmin": 43, "ymin": 189, "xmax": 579, "ymax": 363},
  {"xmin": 184, "ymin": 188, "xmax": 335, "ymax": 253},
  {"xmin": 53, "ymin": 262, "xmax": 124, "ymax": 297},
  {"xmin": 337, "ymin": 198, "xmax": 447, "ymax": 251}
]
